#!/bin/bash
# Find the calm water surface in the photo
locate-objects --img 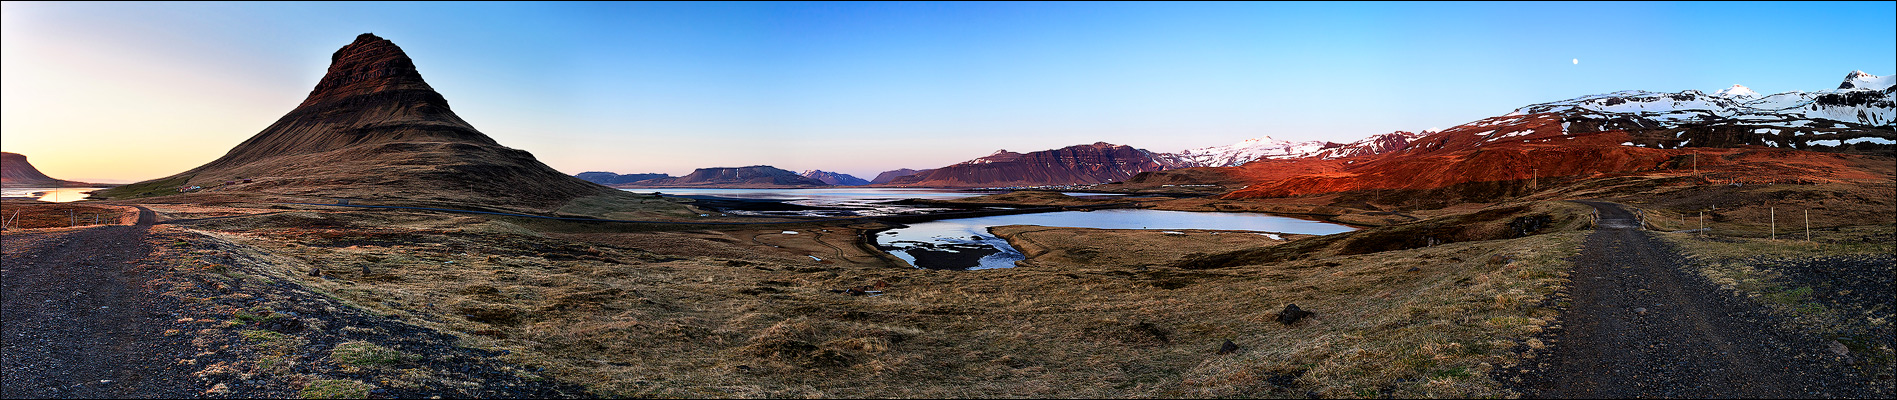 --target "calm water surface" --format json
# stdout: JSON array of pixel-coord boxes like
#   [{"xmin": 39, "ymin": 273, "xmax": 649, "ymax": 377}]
[
  {"xmin": 621, "ymin": 188, "xmax": 1121, "ymax": 216},
  {"xmin": 879, "ymin": 209, "xmax": 1356, "ymax": 270},
  {"xmin": 0, "ymin": 187, "xmax": 100, "ymax": 203},
  {"xmin": 617, "ymin": 188, "xmax": 1352, "ymax": 271}
]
